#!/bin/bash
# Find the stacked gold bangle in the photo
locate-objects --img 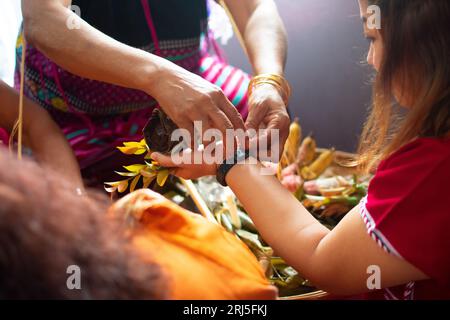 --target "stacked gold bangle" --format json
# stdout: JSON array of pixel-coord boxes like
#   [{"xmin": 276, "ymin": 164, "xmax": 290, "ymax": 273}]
[{"xmin": 248, "ymin": 73, "xmax": 292, "ymax": 106}]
